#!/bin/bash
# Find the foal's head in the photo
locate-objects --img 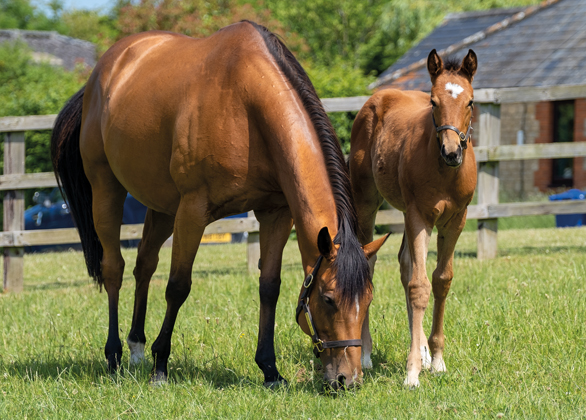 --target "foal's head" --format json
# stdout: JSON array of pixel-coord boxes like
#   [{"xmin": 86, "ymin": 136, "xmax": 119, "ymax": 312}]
[
  {"xmin": 297, "ymin": 227, "xmax": 387, "ymax": 390},
  {"xmin": 427, "ymin": 49, "xmax": 477, "ymax": 167}
]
